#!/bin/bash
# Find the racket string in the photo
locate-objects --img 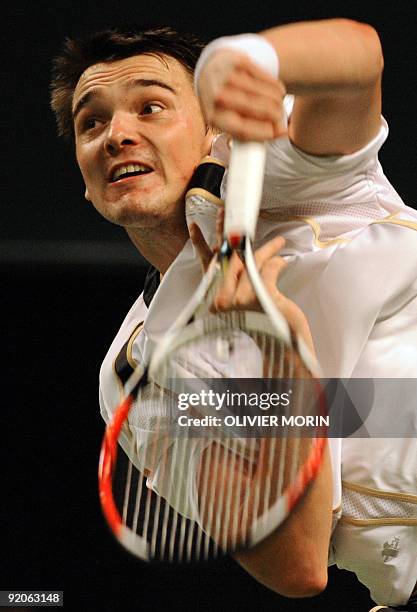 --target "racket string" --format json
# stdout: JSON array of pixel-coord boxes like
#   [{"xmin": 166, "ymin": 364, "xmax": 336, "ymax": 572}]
[{"xmin": 111, "ymin": 312, "xmax": 322, "ymax": 561}]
